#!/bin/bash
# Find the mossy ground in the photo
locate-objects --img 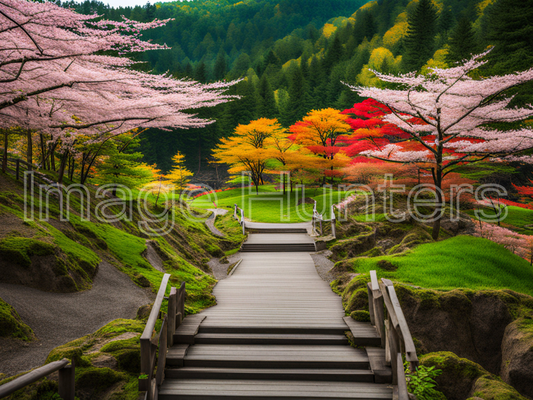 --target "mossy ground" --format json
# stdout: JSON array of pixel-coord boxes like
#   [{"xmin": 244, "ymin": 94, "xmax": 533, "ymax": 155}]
[
  {"xmin": 0, "ymin": 318, "xmax": 146, "ymax": 400},
  {"xmin": 190, "ymin": 185, "xmax": 352, "ymax": 223},
  {"xmin": 332, "ymin": 236, "xmax": 533, "ymax": 296},
  {"xmin": 0, "ymin": 298, "xmax": 34, "ymax": 341},
  {"xmin": 421, "ymin": 352, "xmax": 528, "ymax": 400}
]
